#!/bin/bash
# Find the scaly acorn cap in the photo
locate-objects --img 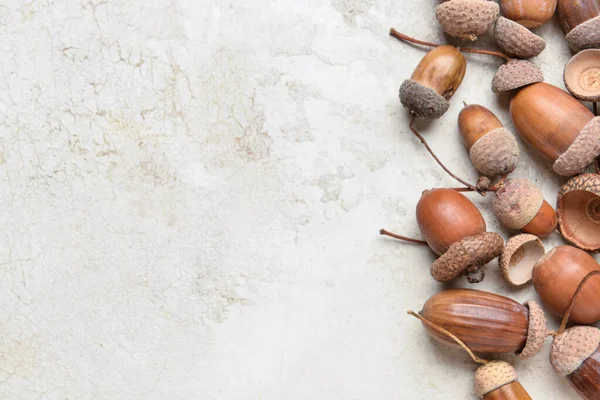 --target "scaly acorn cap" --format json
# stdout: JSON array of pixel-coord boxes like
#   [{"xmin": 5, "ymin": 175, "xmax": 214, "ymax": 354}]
[
  {"xmin": 499, "ymin": 234, "xmax": 545, "ymax": 286},
  {"xmin": 430, "ymin": 232, "xmax": 504, "ymax": 283},
  {"xmin": 566, "ymin": 15, "xmax": 600, "ymax": 53},
  {"xmin": 519, "ymin": 301, "xmax": 548, "ymax": 359},
  {"xmin": 399, "ymin": 79, "xmax": 449, "ymax": 119},
  {"xmin": 553, "ymin": 117, "xmax": 600, "ymax": 176},
  {"xmin": 436, "ymin": 0, "xmax": 500, "ymax": 41},
  {"xmin": 557, "ymin": 173, "xmax": 600, "ymax": 252},
  {"xmin": 493, "ymin": 178, "xmax": 544, "ymax": 230},
  {"xmin": 494, "ymin": 17, "xmax": 546, "ymax": 59},
  {"xmin": 550, "ymin": 326, "xmax": 600, "ymax": 376},
  {"xmin": 469, "ymin": 127, "xmax": 520, "ymax": 177},
  {"xmin": 474, "ymin": 361, "xmax": 518, "ymax": 398},
  {"xmin": 492, "ymin": 60, "xmax": 544, "ymax": 93}
]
